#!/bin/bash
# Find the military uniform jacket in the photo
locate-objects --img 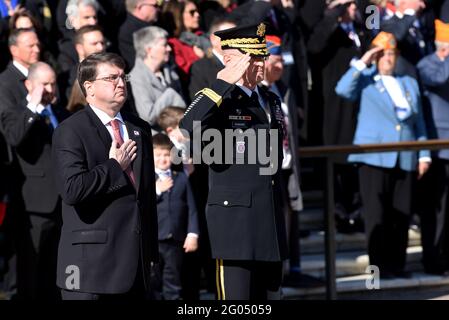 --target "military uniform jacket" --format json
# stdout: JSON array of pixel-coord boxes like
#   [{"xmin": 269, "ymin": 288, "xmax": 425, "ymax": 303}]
[{"xmin": 180, "ymin": 79, "xmax": 288, "ymax": 262}]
